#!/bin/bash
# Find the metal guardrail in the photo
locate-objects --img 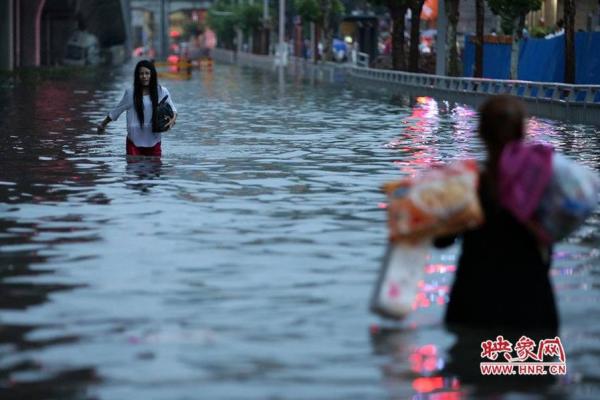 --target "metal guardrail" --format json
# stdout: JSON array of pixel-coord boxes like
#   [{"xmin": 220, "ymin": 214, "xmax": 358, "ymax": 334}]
[
  {"xmin": 355, "ymin": 52, "xmax": 370, "ymax": 68},
  {"xmin": 213, "ymin": 47, "xmax": 600, "ymax": 109},
  {"xmin": 350, "ymin": 67, "xmax": 600, "ymax": 106},
  {"xmin": 212, "ymin": 48, "xmax": 347, "ymax": 78},
  {"xmin": 211, "ymin": 48, "xmax": 236, "ymax": 64},
  {"xmin": 234, "ymin": 51, "xmax": 275, "ymax": 69}
]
